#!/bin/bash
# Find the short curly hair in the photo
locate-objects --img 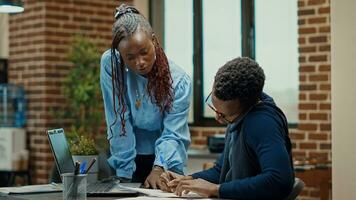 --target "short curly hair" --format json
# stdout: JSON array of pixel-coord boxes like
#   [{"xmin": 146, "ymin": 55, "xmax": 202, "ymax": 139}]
[{"xmin": 214, "ymin": 57, "xmax": 265, "ymax": 106}]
